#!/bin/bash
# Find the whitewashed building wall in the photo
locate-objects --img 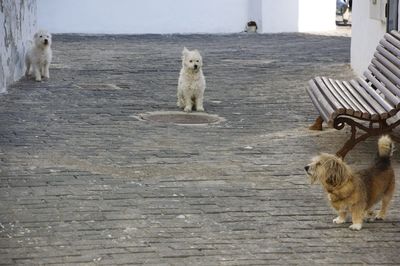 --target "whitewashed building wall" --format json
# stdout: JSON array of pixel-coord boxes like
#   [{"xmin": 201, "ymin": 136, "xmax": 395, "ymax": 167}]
[
  {"xmin": 351, "ymin": 0, "xmax": 388, "ymax": 75},
  {"xmin": 37, "ymin": 0, "xmax": 336, "ymax": 34},
  {"xmin": 0, "ymin": 0, "xmax": 37, "ymax": 93},
  {"xmin": 37, "ymin": 0, "xmax": 250, "ymax": 34}
]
